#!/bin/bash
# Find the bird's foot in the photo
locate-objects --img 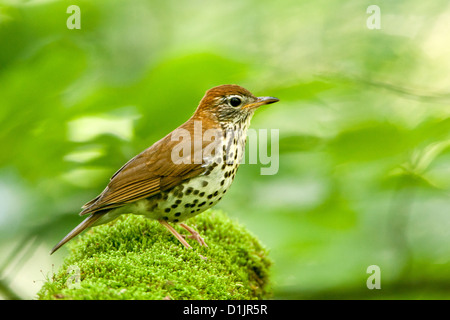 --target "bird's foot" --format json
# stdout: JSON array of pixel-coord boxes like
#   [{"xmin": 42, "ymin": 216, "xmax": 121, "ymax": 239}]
[
  {"xmin": 158, "ymin": 220, "xmax": 191, "ymax": 249},
  {"xmin": 180, "ymin": 223, "xmax": 208, "ymax": 247}
]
